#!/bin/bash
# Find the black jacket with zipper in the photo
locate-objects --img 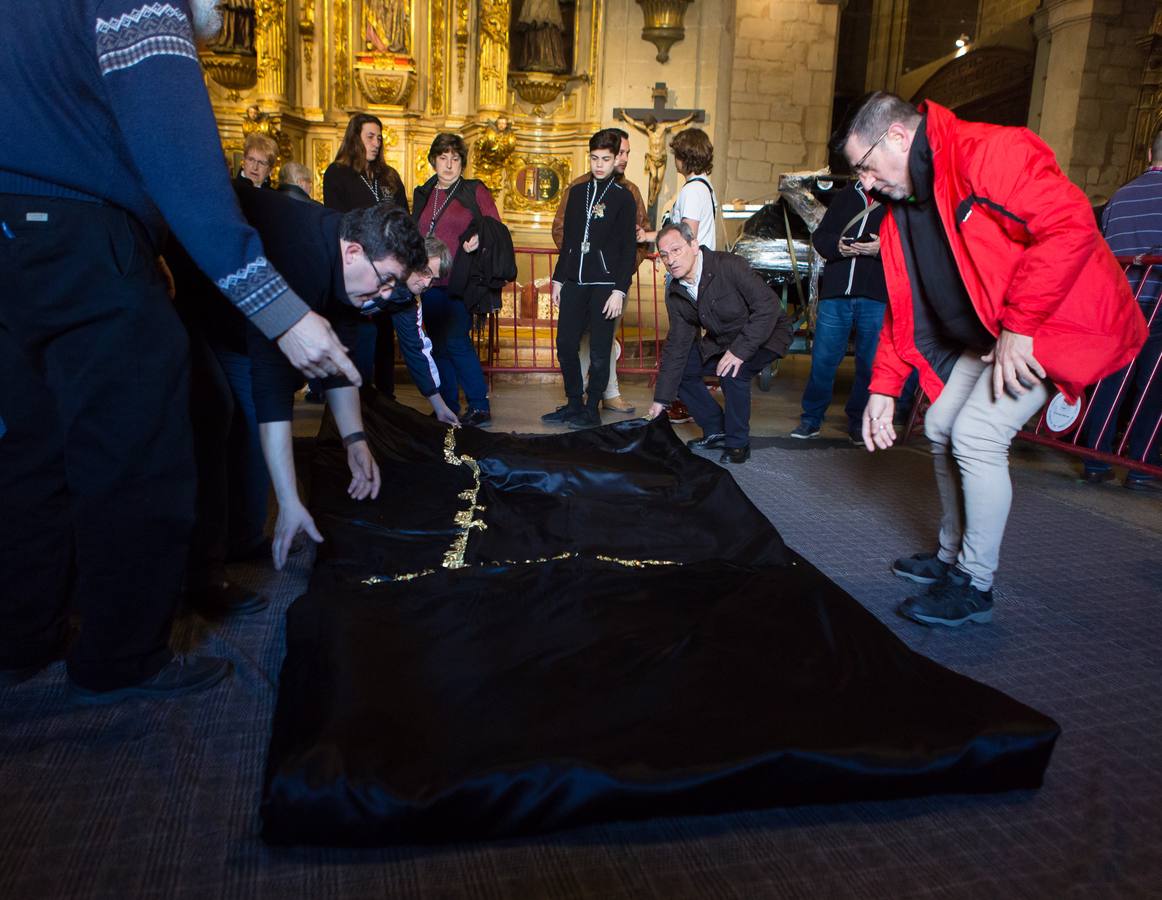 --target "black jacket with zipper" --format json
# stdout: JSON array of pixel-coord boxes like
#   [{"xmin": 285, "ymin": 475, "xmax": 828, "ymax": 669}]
[
  {"xmin": 812, "ymin": 182, "xmax": 888, "ymax": 302},
  {"xmin": 552, "ymin": 175, "xmax": 637, "ymax": 294},
  {"xmin": 655, "ymin": 249, "xmax": 794, "ymax": 404}
]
